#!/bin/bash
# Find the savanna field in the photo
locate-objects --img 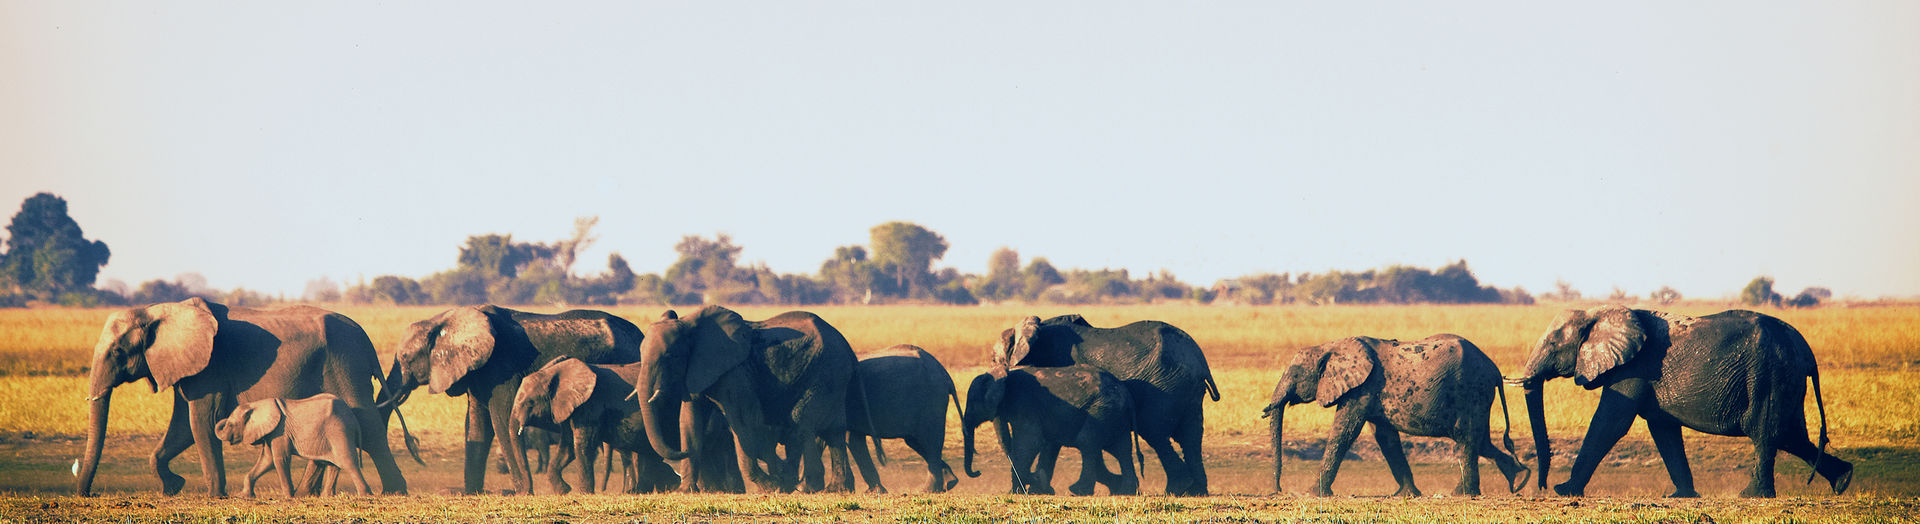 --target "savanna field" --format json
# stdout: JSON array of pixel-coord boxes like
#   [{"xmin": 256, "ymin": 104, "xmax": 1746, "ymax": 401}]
[{"xmin": 2, "ymin": 304, "xmax": 1917, "ymax": 522}]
